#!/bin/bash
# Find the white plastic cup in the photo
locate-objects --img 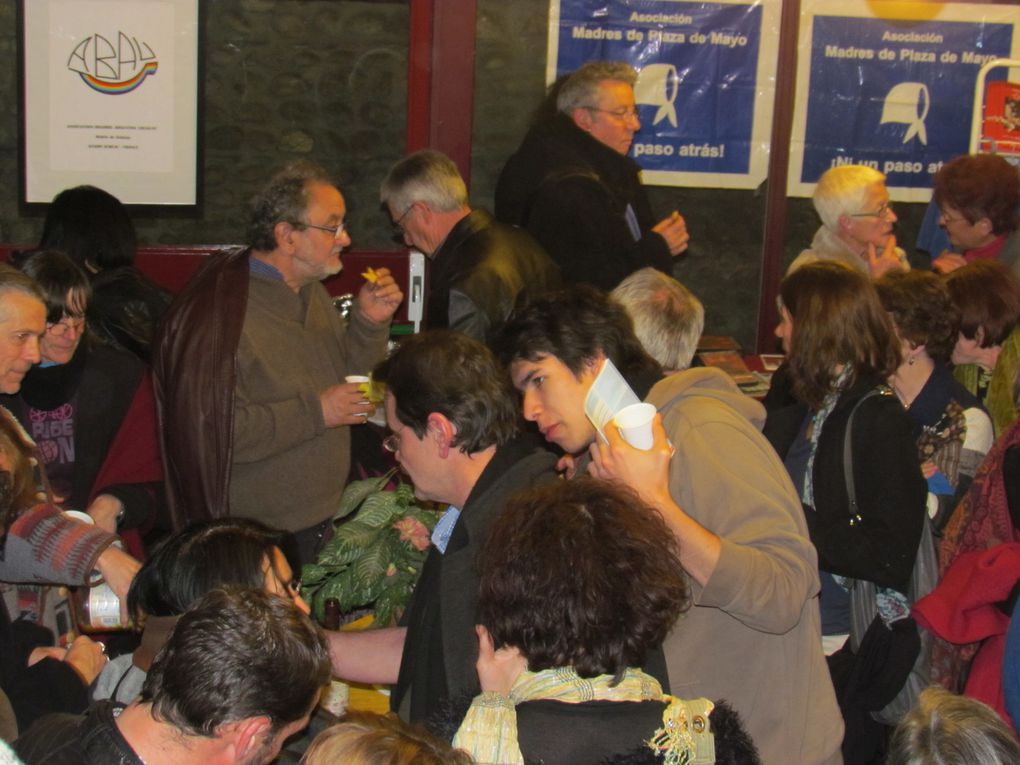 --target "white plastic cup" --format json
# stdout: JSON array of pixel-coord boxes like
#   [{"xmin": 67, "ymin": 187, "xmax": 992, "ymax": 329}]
[
  {"xmin": 62, "ymin": 510, "xmax": 94, "ymax": 525},
  {"xmin": 613, "ymin": 403, "xmax": 657, "ymax": 450},
  {"xmin": 345, "ymin": 375, "xmax": 371, "ymax": 411}
]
